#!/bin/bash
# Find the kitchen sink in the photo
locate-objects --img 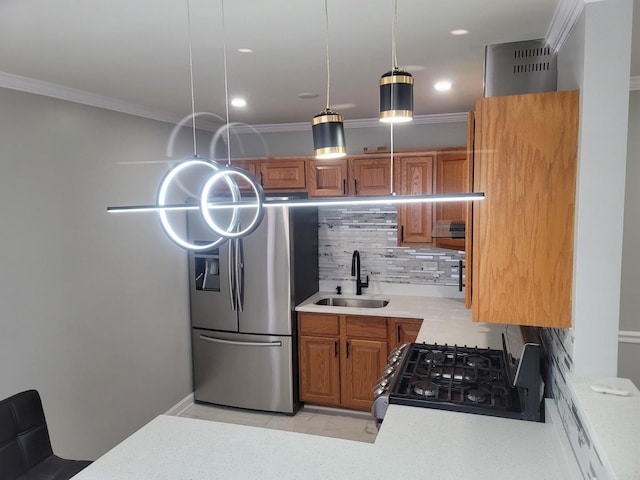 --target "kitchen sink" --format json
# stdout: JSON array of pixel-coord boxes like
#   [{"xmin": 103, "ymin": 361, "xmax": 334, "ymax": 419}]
[{"xmin": 314, "ymin": 297, "xmax": 389, "ymax": 308}]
